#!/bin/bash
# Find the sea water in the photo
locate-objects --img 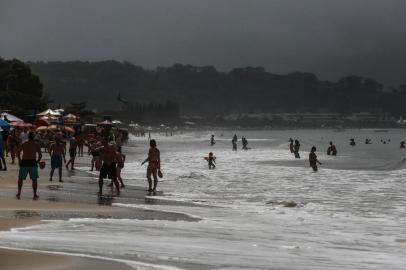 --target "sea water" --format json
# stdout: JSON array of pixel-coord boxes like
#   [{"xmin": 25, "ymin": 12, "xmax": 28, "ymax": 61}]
[{"xmin": 1, "ymin": 129, "xmax": 406, "ymax": 269}]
